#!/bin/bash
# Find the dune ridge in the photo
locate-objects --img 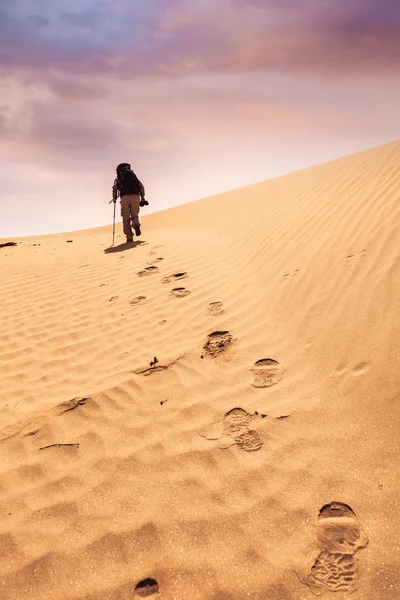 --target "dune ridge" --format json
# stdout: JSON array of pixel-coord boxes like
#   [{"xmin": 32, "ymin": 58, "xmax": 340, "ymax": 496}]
[{"xmin": 0, "ymin": 140, "xmax": 399, "ymax": 599}]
